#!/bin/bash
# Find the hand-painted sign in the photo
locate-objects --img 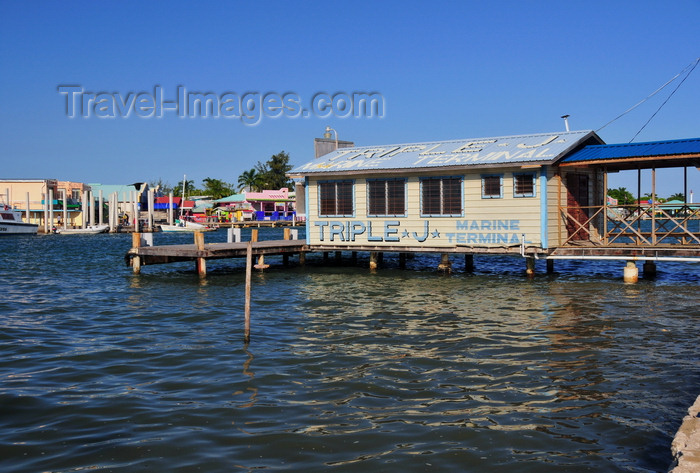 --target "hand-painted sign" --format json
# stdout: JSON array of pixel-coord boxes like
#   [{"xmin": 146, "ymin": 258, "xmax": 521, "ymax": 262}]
[{"xmin": 313, "ymin": 219, "xmax": 532, "ymax": 245}]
